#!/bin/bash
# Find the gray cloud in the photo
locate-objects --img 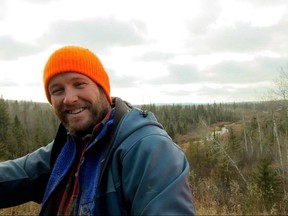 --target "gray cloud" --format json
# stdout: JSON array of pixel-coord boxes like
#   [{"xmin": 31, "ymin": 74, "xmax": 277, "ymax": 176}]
[
  {"xmin": 203, "ymin": 56, "xmax": 287, "ymax": 84},
  {"xmin": 0, "ymin": 17, "xmax": 148, "ymax": 61},
  {"xmin": 149, "ymin": 64, "xmax": 201, "ymax": 85},
  {"xmin": 187, "ymin": 11, "xmax": 288, "ymax": 55},
  {"xmin": 147, "ymin": 55, "xmax": 286, "ymax": 87},
  {"xmin": 38, "ymin": 18, "xmax": 148, "ymax": 52},
  {"xmin": 188, "ymin": 0, "xmax": 222, "ymax": 35},
  {"xmin": 210, "ymin": 24, "xmax": 268, "ymax": 52},
  {"xmin": 166, "ymin": 64, "xmax": 202, "ymax": 84},
  {"xmin": 158, "ymin": 83, "xmax": 265, "ymax": 104},
  {"xmin": 0, "ymin": 35, "xmax": 40, "ymax": 60},
  {"xmin": 196, "ymin": 84, "xmax": 260, "ymax": 102},
  {"xmin": 160, "ymin": 89, "xmax": 194, "ymax": 97},
  {"xmin": 157, "ymin": 83, "xmax": 264, "ymax": 103},
  {"xmin": 108, "ymin": 69, "xmax": 140, "ymax": 88},
  {"xmin": 268, "ymin": 20, "xmax": 288, "ymax": 53},
  {"xmin": 136, "ymin": 51, "xmax": 175, "ymax": 62},
  {"xmin": 187, "ymin": 23, "xmax": 272, "ymax": 55}
]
